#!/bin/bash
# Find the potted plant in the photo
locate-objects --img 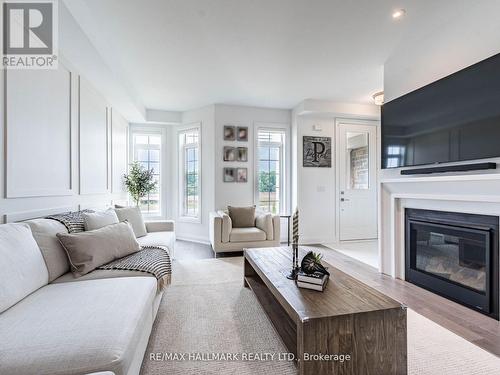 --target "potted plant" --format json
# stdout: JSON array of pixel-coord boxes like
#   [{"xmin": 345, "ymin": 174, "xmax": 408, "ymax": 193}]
[{"xmin": 123, "ymin": 161, "xmax": 158, "ymax": 207}]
